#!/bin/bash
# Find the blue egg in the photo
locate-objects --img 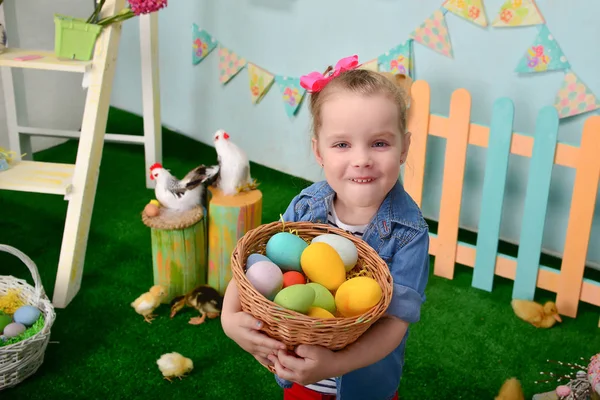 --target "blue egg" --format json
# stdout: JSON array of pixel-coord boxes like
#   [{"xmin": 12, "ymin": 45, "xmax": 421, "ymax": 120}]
[
  {"xmin": 247, "ymin": 253, "xmax": 272, "ymax": 269},
  {"xmin": 13, "ymin": 305, "xmax": 41, "ymax": 327},
  {"xmin": 265, "ymin": 232, "xmax": 308, "ymax": 272}
]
